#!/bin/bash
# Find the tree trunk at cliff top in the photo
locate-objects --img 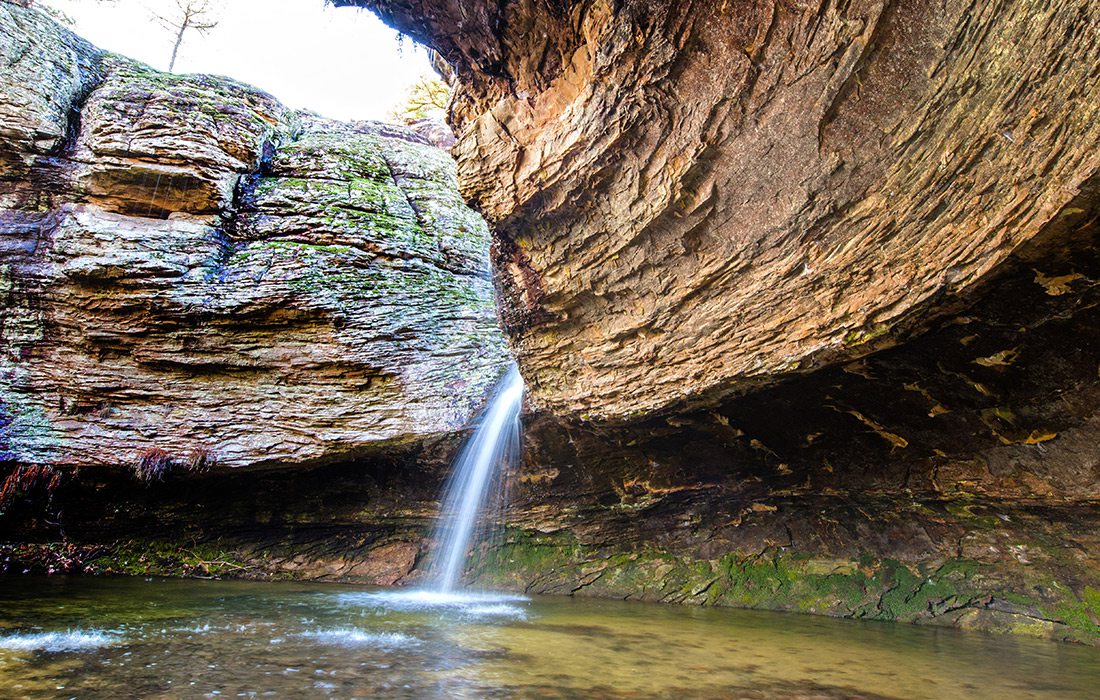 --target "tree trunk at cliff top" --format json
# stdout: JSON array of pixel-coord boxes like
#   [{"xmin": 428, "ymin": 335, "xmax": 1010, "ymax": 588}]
[{"xmin": 341, "ymin": 0, "xmax": 1100, "ymax": 422}]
